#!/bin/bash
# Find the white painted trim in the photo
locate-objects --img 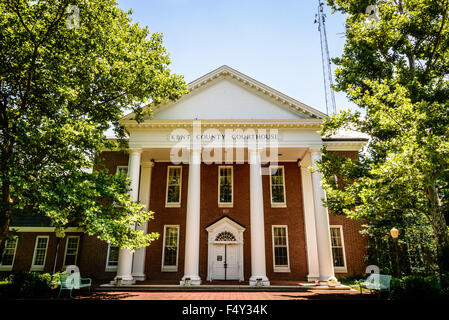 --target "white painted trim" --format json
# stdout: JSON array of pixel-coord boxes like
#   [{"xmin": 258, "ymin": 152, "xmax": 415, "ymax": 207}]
[
  {"xmin": 324, "ymin": 141, "xmax": 367, "ymax": 151},
  {"xmin": 161, "ymin": 225, "xmax": 180, "ymax": 272},
  {"xmin": 0, "ymin": 237, "xmax": 19, "ymax": 271},
  {"xmin": 9, "ymin": 227, "xmax": 83, "ymax": 232},
  {"xmin": 165, "ymin": 166, "xmax": 182, "ymax": 208},
  {"xmin": 330, "ymin": 225, "xmax": 348, "ymax": 273},
  {"xmin": 218, "ymin": 165, "xmax": 233, "ymax": 207},
  {"xmin": 62, "ymin": 236, "xmax": 80, "ymax": 267},
  {"xmin": 269, "ymin": 165, "xmax": 287, "ymax": 207},
  {"xmin": 206, "ymin": 217, "xmax": 245, "ymax": 281},
  {"xmin": 271, "ymin": 225, "xmax": 290, "ymax": 273},
  {"xmin": 30, "ymin": 236, "xmax": 49, "ymax": 271},
  {"xmin": 121, "ymin": 119, "xmax": 324, "ymax": 129},
  {"xmin": 116, "ymin": 165, "xmax": 128, "ymax": 174},
  {"xmin": 121, "ymin": 65, "xmax": 327, "ymax": 121},
  {"xmin": 105, "ymin": 243, "xmax": 119, "ymax": 272}
]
